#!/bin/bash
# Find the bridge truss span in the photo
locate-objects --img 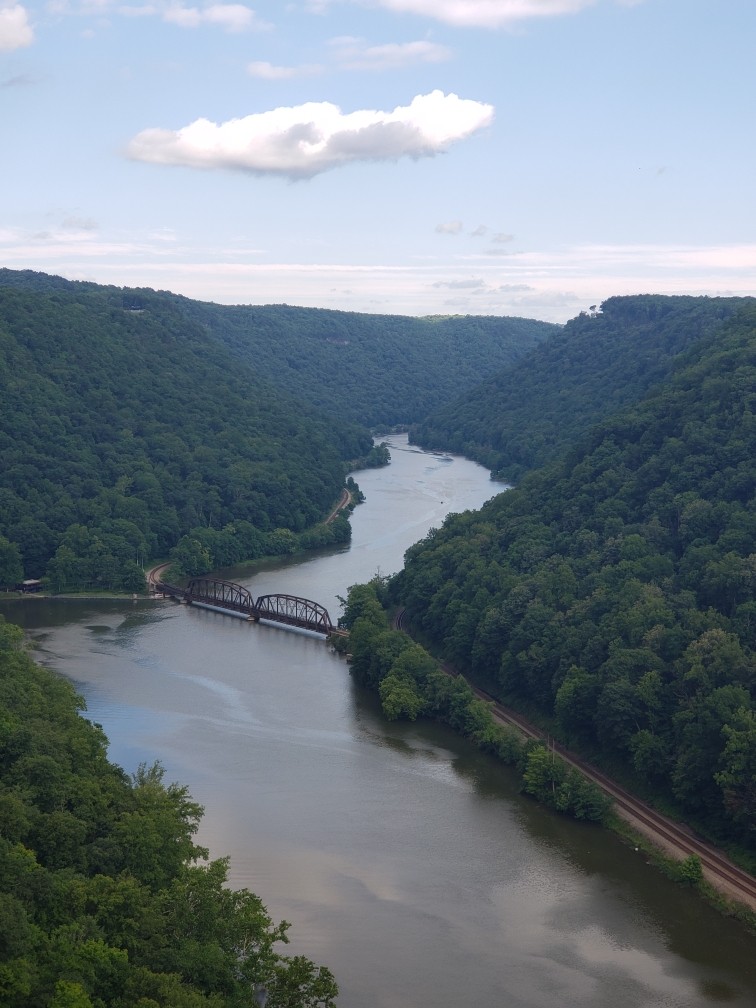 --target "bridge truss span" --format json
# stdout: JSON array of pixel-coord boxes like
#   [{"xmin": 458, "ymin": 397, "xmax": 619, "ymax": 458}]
[
  {"xmin": 254, "ymin": 593, "xmax": 334, "ymax": 635},
  {"xmin": 186, "ymin": 578, "xmax": 255, "ymax": 616},
  {"xmin": 153, "ymin": 577, "xmax": 338, "ymax": 637}
]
